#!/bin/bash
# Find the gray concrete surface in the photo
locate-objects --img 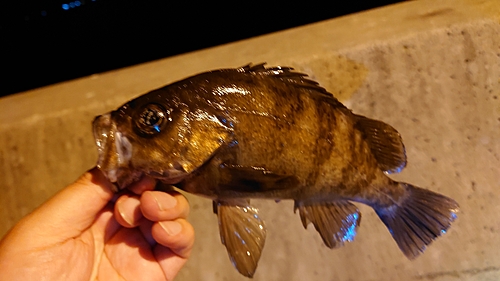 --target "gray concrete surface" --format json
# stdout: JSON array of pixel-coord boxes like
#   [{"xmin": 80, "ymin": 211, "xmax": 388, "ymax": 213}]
[{"xmin": 1, "ymin": 0, "xmax": 499, "ymax": 280}]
